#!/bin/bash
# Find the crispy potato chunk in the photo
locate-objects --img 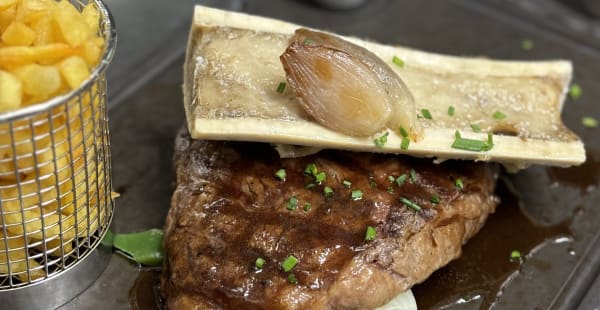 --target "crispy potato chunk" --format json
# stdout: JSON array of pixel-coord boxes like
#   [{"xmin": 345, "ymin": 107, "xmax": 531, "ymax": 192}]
[
  {"xmin": 2, "ymin": 21, "xmax": 36, "ymax": 46},
  {"xmin": 0, "ymin": 70, "xmax": 21, "ymax": 111}
]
